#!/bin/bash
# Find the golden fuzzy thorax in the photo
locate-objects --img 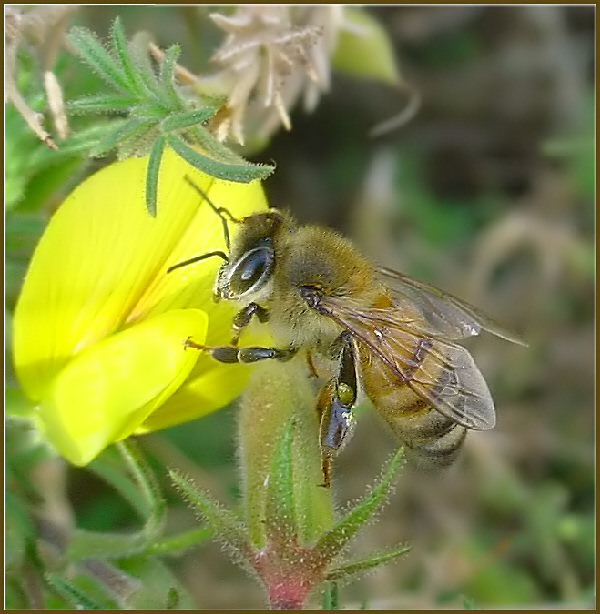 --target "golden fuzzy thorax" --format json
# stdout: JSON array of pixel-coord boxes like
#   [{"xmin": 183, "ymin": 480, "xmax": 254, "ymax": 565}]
[{"xmin": 244, "ymin": 212, "xmax": 384, "ymax": 349}]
